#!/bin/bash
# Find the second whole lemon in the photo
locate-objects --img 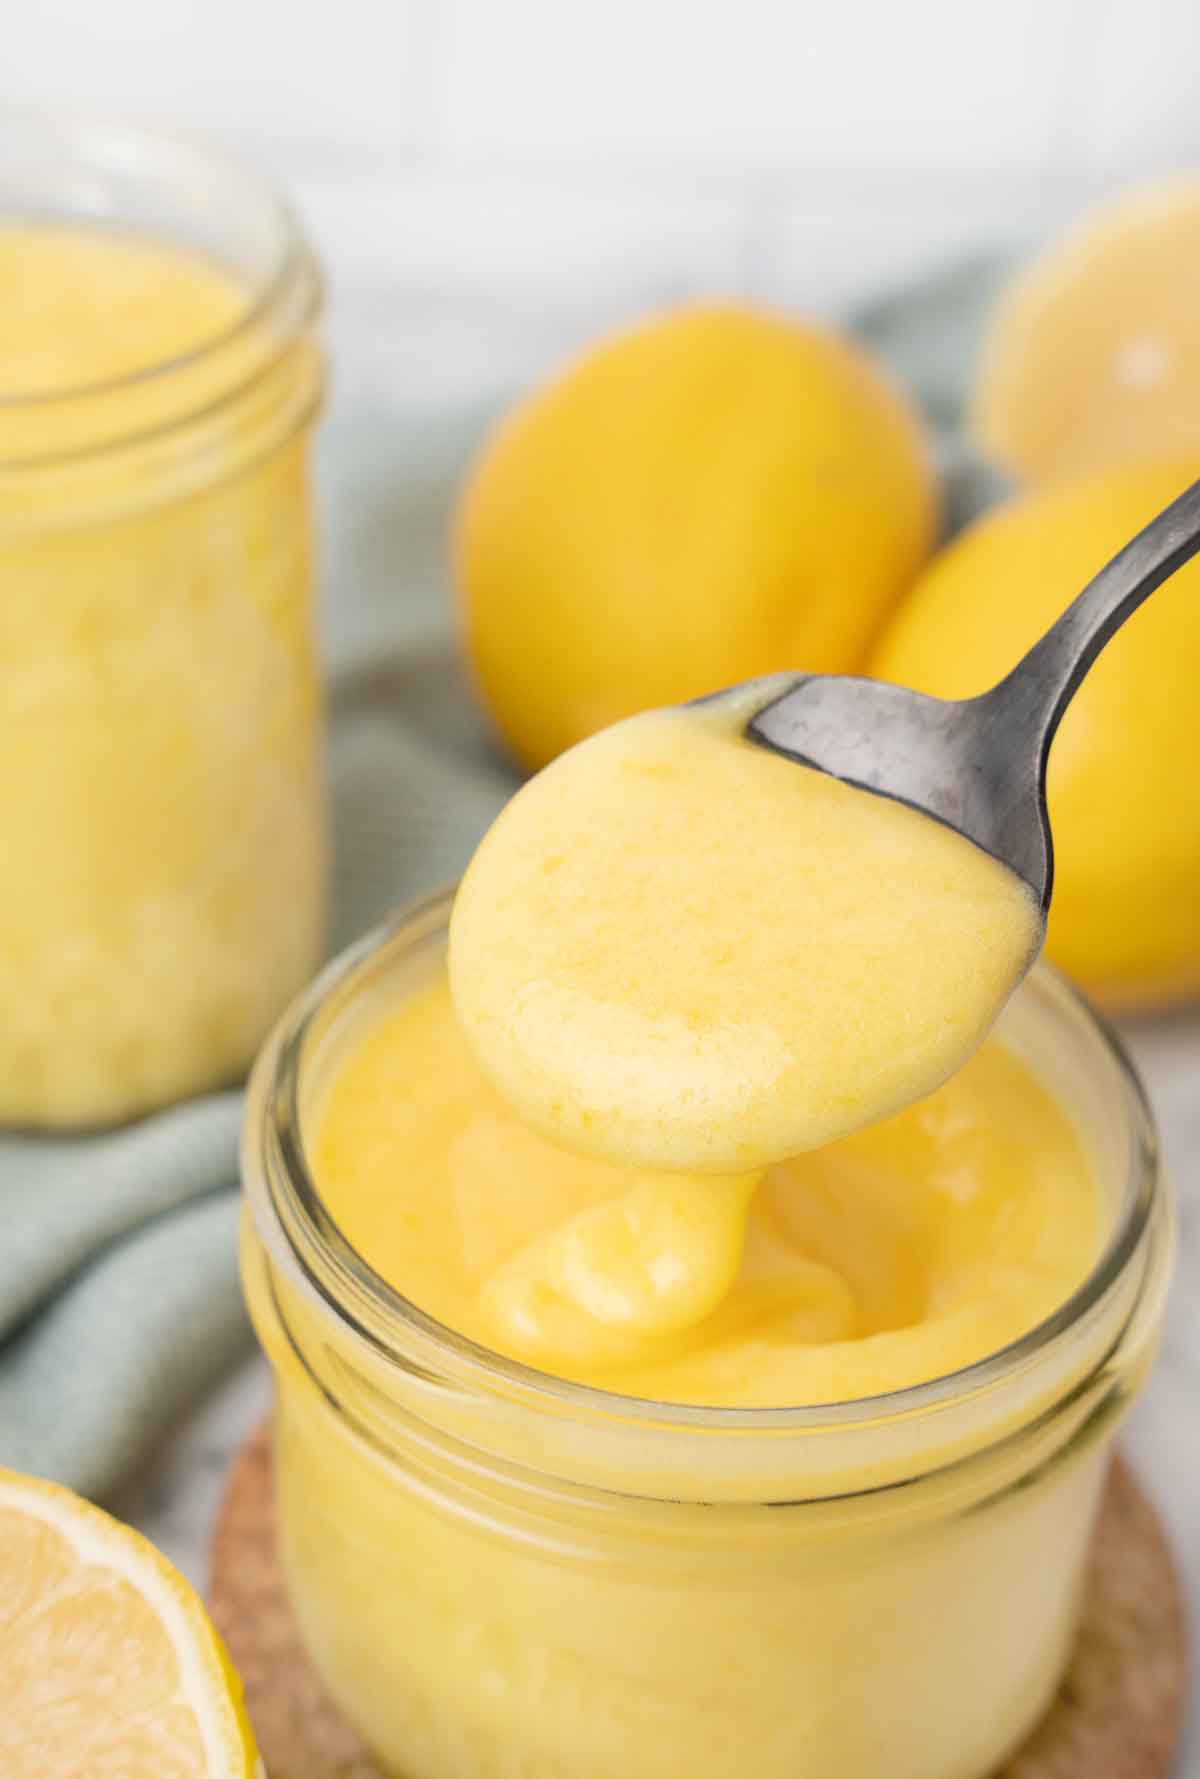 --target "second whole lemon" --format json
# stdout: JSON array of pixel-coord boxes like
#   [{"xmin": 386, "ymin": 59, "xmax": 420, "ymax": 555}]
[
  {"xmin": 869, "ymin": 457, "xmax": 1200, "ymax": 1011},
  {"xmin": 457, "ymin": 304, "xmax": 937, "ymax": 771}
]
